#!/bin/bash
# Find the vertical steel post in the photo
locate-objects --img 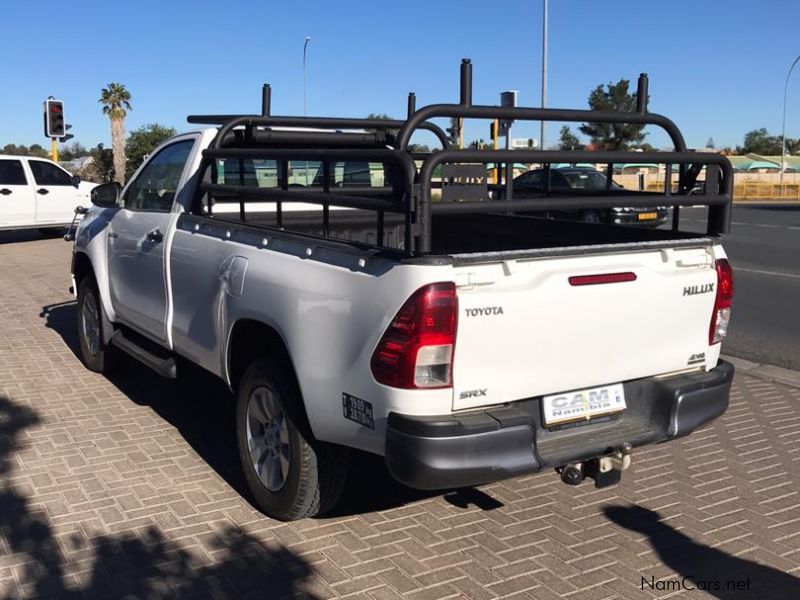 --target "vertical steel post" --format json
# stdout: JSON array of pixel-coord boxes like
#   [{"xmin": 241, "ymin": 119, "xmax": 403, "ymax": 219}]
[
  {"xmin": 460, "ymin": 58, "xmax": 472, "ymax": 106},
  {"xmin": 261, "ymin": 84, "xmax": 271, "ymax": 117},
  {"xmin": 636, "ymin": 73, "xmax": 649, "ymax": 113},
  {"xmin": 51, "ymin": 138, "xmax": 58, "ymax": 162}
]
